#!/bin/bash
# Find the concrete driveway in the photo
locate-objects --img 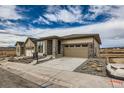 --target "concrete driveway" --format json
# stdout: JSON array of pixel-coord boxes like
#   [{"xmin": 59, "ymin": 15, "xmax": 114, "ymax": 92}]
[{"xmin": 36, "ymin": 57, "xmax": 87, "ymax": 71}]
